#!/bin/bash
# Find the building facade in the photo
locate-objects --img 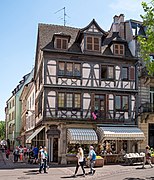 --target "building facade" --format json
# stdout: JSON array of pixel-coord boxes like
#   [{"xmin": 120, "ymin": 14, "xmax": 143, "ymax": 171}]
[{"xmin": 26, "ymin": 15, "xmax": 145, "ymax": 164}]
